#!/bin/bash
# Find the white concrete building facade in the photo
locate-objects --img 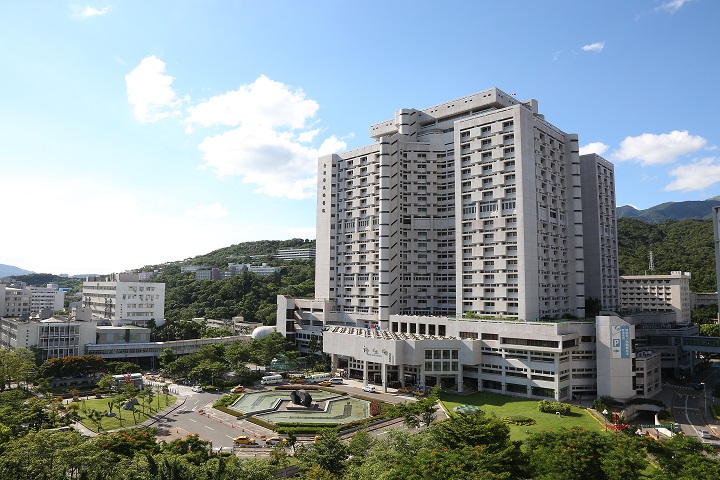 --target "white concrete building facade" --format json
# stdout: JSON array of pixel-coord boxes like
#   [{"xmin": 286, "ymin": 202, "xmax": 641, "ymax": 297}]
[
  {"xmin": 0, "ymin": 317, "xmax": 97, "ymax": 360},
  {"xmin": 28, "ymin": 286, "xmax": 66, "ymax": 313},
  {"xmin": 277, "ymin": 88, "xmax": 652, "ymax": 401},
  {"xmin": 619, "ymin": 272, "xmax": 692, "ymax": 323},
  {"xmin": 580, "ymin": 154, "xmax": 620, "ymax": 311},
  {"xmin": 0, "ymin": 285, "xmax": 31, "ymax": 318},
  {"xmin": 82, "ymin": 273, "xmax": 165, "ymax": 327}
]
